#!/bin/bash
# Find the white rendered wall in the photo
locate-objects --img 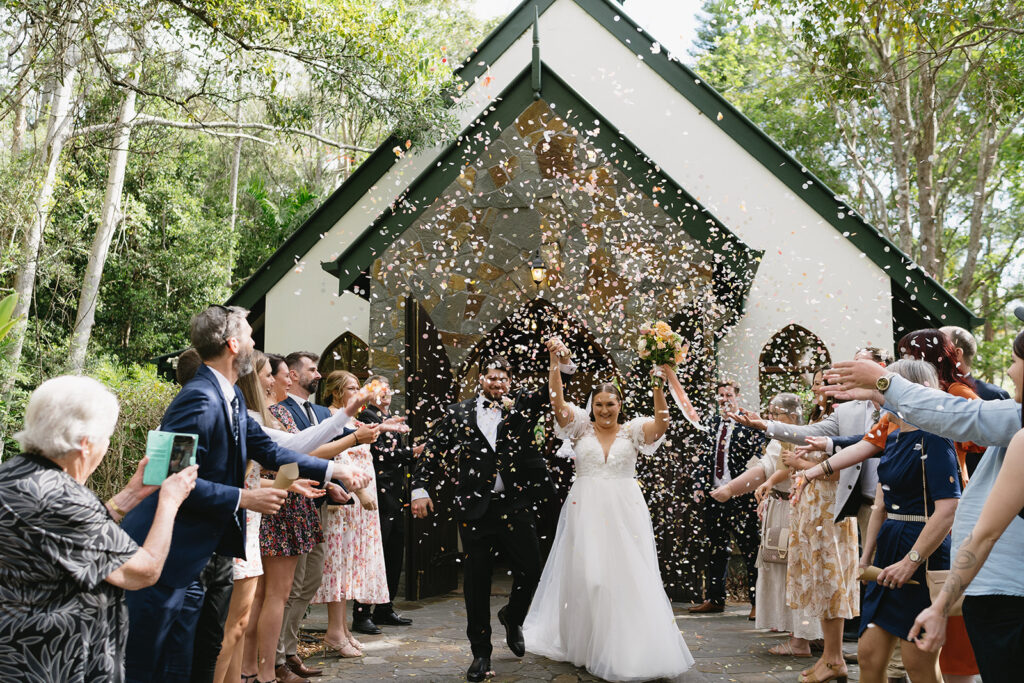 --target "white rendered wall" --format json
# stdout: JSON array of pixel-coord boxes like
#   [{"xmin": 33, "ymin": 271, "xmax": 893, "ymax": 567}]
[{"xmin": 537, "ymin": 0, "xmax": 894, "ymax": 402}]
